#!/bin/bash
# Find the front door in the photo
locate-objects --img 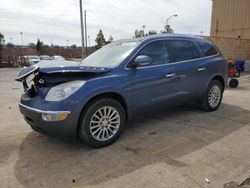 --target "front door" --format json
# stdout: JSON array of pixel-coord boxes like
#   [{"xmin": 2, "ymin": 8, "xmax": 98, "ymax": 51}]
[{"xmin": 127, "ymin": 40, "xmax": 180, "ymax": 111}]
